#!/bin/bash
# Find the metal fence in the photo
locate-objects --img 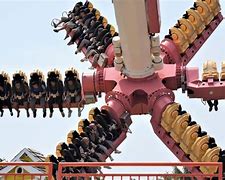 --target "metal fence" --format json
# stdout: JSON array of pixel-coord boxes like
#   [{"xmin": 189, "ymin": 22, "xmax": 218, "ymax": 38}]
[
  {"xmin": 0, "ymin": 162, "xmax": 222, "ymax": 180},
  {"xmin": 0, "ymin": 162, "xmax": 52, "ymax": 180},
  {"xmin": 57, "ymin": 162, "xmax": 223, "ymax": 180}
]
